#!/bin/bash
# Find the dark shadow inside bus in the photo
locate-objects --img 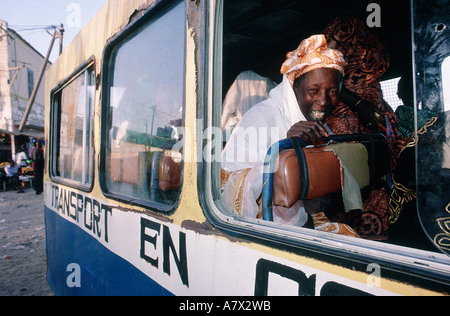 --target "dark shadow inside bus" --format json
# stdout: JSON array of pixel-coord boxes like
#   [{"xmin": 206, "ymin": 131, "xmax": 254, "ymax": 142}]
[{"xmin": 220, "ymin": 0, "xmax": 441, "ymax": 253}]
